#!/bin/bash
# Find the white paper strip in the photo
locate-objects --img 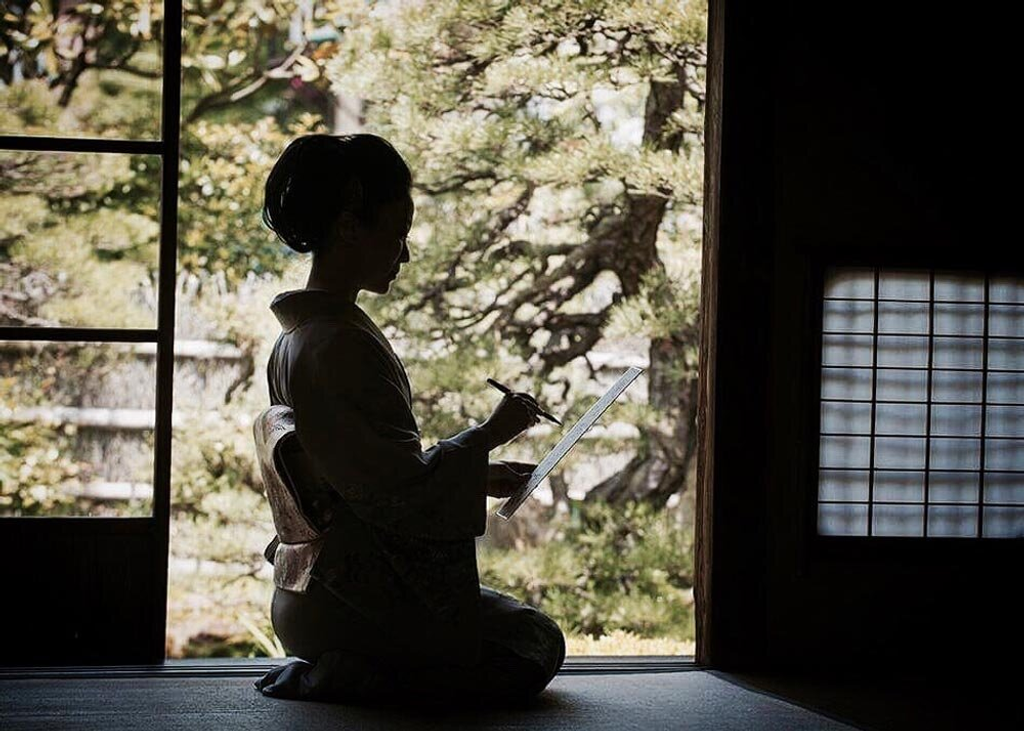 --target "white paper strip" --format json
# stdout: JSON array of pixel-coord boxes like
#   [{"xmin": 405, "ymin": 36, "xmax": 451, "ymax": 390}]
[{"xmin": 496, "ymin": 366, "xmax": 644, "ymax": 520}]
